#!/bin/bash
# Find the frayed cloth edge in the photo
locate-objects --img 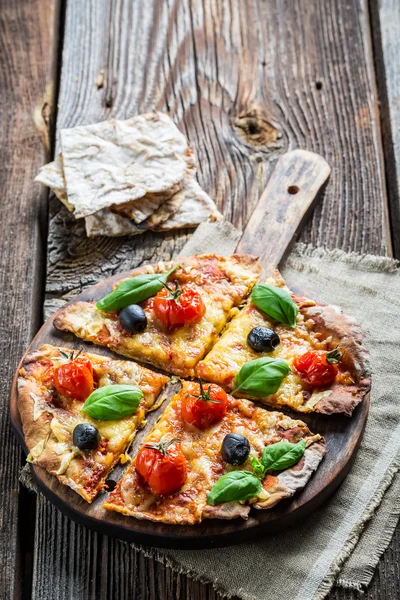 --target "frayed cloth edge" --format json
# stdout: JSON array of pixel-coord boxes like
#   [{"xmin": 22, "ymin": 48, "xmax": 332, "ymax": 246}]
[
  {"xmin": 336, "ymin": 482, "xmax": 400, "ymax": 591},
  {"xmin": 289, "ymin": 243, "xmax": 399, "ymax": 273},
  {"xmin": 314, "ymin": 457, "xmax": 400, "ymax": 600}
]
